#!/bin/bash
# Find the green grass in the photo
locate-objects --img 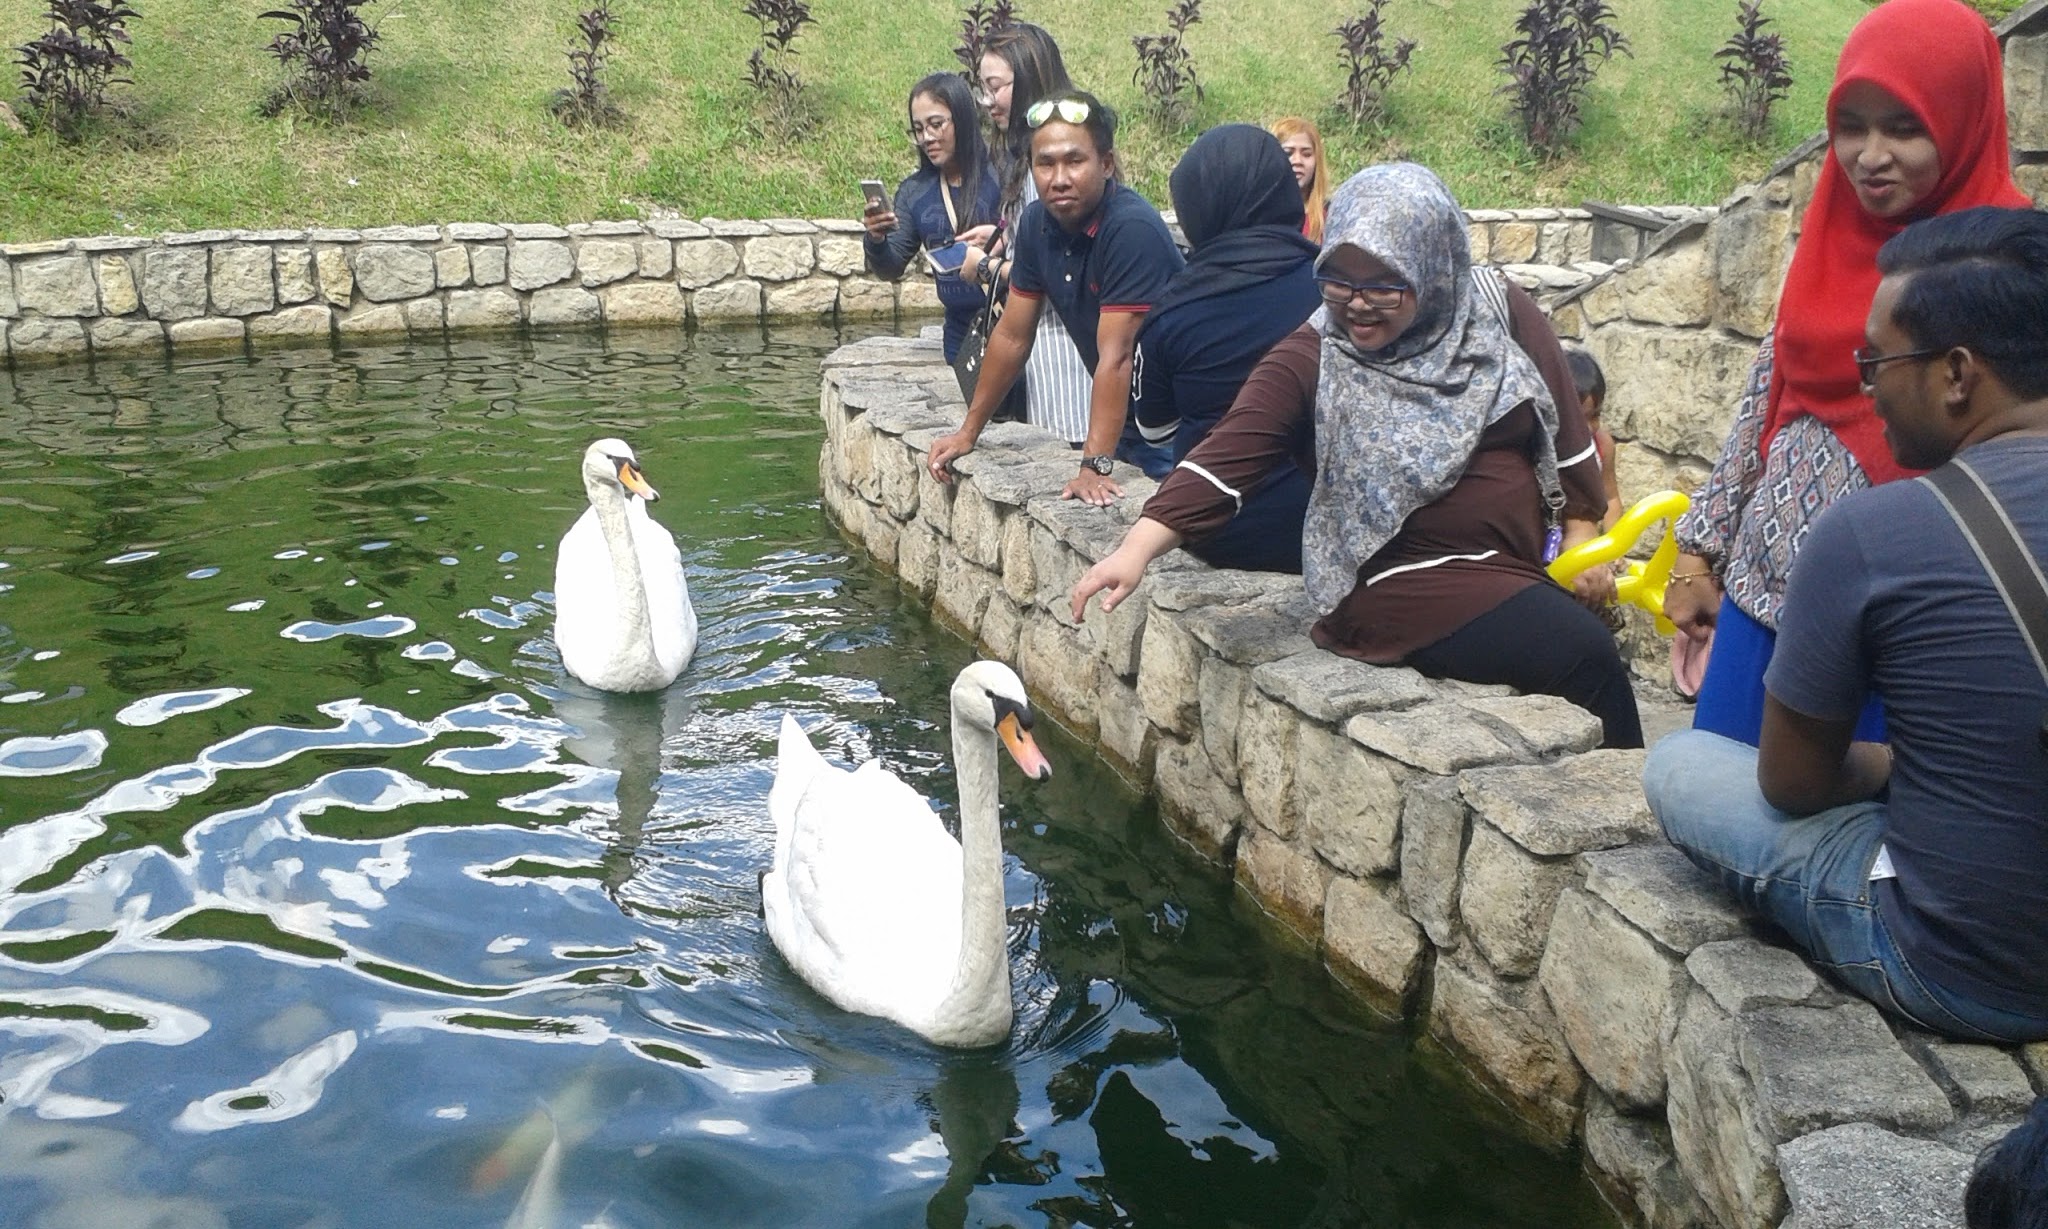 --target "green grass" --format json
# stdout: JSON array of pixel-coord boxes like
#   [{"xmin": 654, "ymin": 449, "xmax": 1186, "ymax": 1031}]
[{"xmin": 0, "ymin": 0, "xmax": 1870, "ymax": 241}]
